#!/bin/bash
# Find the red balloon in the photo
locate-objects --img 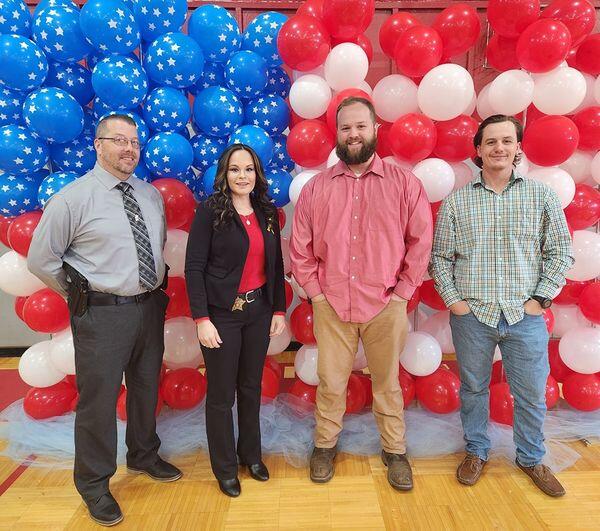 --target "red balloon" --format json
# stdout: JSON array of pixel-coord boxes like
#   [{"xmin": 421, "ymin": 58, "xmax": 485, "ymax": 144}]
[
  {"xmin": 430, "ymin": 201, "xmax": 442, "ymax": 226},
  {"xmin": 375, "ymin": 121, "xmax": 393, "ymax": 158},
  {"xmin": 296, "ymin": 0, "xmax": 324, "ymax": 19},
  {"xmin": 164, "ymin": 276, "xmax": 191, "ymax": 320},
  {"xmin": 261, "ymin": 364, "xmax": 280, "ymax": 402},
  {"xmin": 290, "ymin": 300, "xmax": 316, "ymax": 345},
  {"xmin": 379, "ymin": 12, "xmax": 421, "ymax": 59},
  {"xmin": 160, "ymin": 368, "xmax": 206, "ymax": 410},
  {"xmin": 562, "ymin": 373, "xmax": 600, "ymax": 411},
  {"xmin": 287, "ymin": 119, "xmax": 335, "ymax": 168},
  {"xmin": 22, "ymin": 288, "xmax": 70, "ymax": 333},
  {"xmin": 345, "ymin": 373, "xmax": 367, "ymax": 413},
  {"xmin": 0, "ymin": 215, "xmax": 13, "ymax": 247},
  {"xmin": 490, "ymin": 360, "xmax": 506, "ymax": 385},
  {"xmin": 564, "ymin": 184, "xmax": 600, "ymax": 231},
  {"xmin": 353, "ymin": 373, "xmax": 373, "ymax": 408},
  {"xmin": 516, "ymin": 19, "xmax": 571, "ymax": 73},
  {"xmin": 265, "ymin": 357, "xmax": 283, "ymax": 380},
  {"xmin": 118, "ymin": 387, "xmax": 164, "ymax": 420},
  {"xmin": 575, "ymin": 33, "xmax": 600, "ymax": 75},
  {"xmin": 489, "ymin": 382, "xmax": 514, "ymax": 425},
  {"xmin": 159, "ymin": 363, "xmax": 167, "ymax": 382},
  {"xmin": 565, "ymin": 46, "xmax": 579, "ymax": 68},
  {"xmin": 394, "ymin": 26, "xmax": 443, "ymax": 78},
  {"xmin": 331, "ymin": 33, "xmax": 373, "ymax": 64},
  {"xmin": 578, "ymin": 283, "xmax": 600, "ymax": 325},
  {"xmin": 326, "ymin": 88, "xmax": 372, "ymax": 133},
  {"xmin": 6, "ymin": 210, "xmax": 42, "ymax": 257},
  {"xmin": 415, "ymin": 367, "xmax": 461, "ymax": 414},
  {"xmin": 398, "ymin": 366, "xmax": 416, "ymax": 408},
  {"xmin": 548, "ymin": 338, "xmax": 576, "ymax": 383},
  {"xmin": 288, "ymin": 378, "xmax": 318, "ymax": 409},
  {"xmin": 485, "ymin": 34, "xmax": 520, "ymax": 72},
  {"xmin": 151, "ymin": 178, "xmax": 196, "ymax": 230},
  {"xmin": 545, "ymin": 374, "xmax": 560, "ymax": 409},
  {"xmin": 554, "ymin": 279, "xmax": 592, "ymax": 305},
  {"xmin": 290, "ymin": 108, "xmax": 326, "ymax": 129},
  {"xmin": 543, "ymin": 308, "xmax": 555, "ymax": 334},
  {"xmin": 522, "ymin": 115, "xmax": 579, "ymax": 166},
  {"xmin": 541, "ymin": 0, "xmax": 596, "ymax": 48},
  {"xmin": 572, "ymin": 106, "xmax": 600, "ymax": 151},
  {"xmin": 23, "ymin": 381, "xmax": 78, "ymax": 420},
  {"xmin": 418, "ymin": 279, "xmax": 446, "ymax": 311},
  {"xmin": 321, "ymin": 0, "xmax": 374, "ymax": 41},
  {"xmin": 284, "ymin": 279, "xmax": 293, "ymax": 309},
  {"xmin": 65, "ymin": 374, "xmax": 77, "ymax": 389},
  {"xmin": 389, "ymin": 113, "xmax": 437, "ymax": 164},
  {"xmin": 14, "ymin": 296, "xmax": 28, "ymax": 322},
  {"xmin": 277, "ymin": 14, "xmax": 331, "ymax": 72},
  {"xmin": 433, "ymin": 115, "xmax": 478, "ymax": 162},
  {"xmin": 406, "ymin": 287, "xmax": 420, "ymax": 314},
  {"xmin": 277, "ymin": 208, "xmax": 286, "ymax": 230},
  {"xmin": 432, "ymin": 3, "xmax": 481, "ymax": 59},
  {"xmin": 488, "ymin": 0, "xmax": 540, "ymax": 38}
]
